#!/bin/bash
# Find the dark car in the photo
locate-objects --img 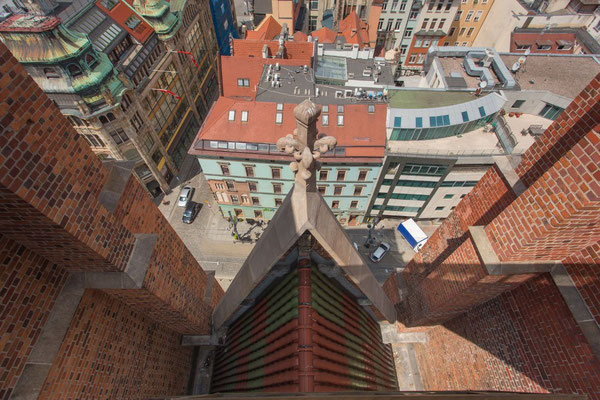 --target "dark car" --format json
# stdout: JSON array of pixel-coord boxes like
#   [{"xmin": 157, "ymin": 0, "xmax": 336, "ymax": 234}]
[{"xmin": 182, "ymin": 201, "xmax": 201, "ymax": 224}]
